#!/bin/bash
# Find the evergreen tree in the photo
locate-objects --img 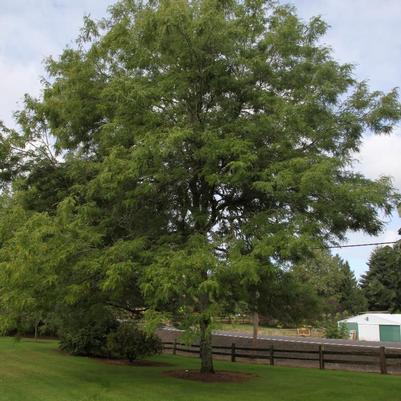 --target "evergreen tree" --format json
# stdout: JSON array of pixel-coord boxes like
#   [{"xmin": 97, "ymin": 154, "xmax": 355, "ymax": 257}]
[
  {"xmin": 338, "ymin": 260, "xmax": 367, "ymax": 315},
  {"xmin": 361, "ymin": 244, "xmax": 401, "ymax": 312},
  {"xmin": 293, "ymin": 251, "xmax": 367, "ymax": 316}
]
